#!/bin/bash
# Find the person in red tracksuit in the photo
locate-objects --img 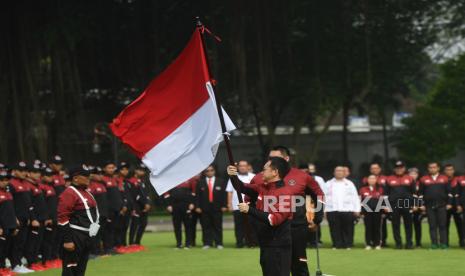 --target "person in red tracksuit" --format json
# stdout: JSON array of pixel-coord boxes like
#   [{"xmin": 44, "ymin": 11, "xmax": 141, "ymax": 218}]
[
  {"xmin": 418, "ymin": 162, "xmax": 454, "ymax": 249},
  {"xmin": 444, "ymin": 164, "xmax": 464, "ymax": 247},
  {"xmin": 229, "ymin": 157, "xmax": 294, "ymax": 276},
  {"xmin": 88, "ymin": 166, "xmax": 108, "ymax": 256},
  {"xmin": 359, "ymin": 175, "xmax": 386, "ymax": 250},
  {"xmin": 50, "ymin": 155, "xmax": 66, "ymax": 196},
  {"xmin": 455, "ymin": 174, "xmax": 465, "ymax": 248}
]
